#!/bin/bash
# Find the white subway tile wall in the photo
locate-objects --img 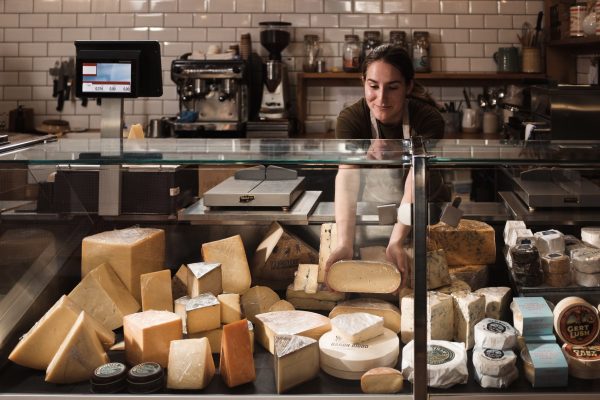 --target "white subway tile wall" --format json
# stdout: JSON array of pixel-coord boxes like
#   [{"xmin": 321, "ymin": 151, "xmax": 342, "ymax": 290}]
[{"xmin": 0, "ymin": 0, "xmax": 586, "ymax": 131}]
